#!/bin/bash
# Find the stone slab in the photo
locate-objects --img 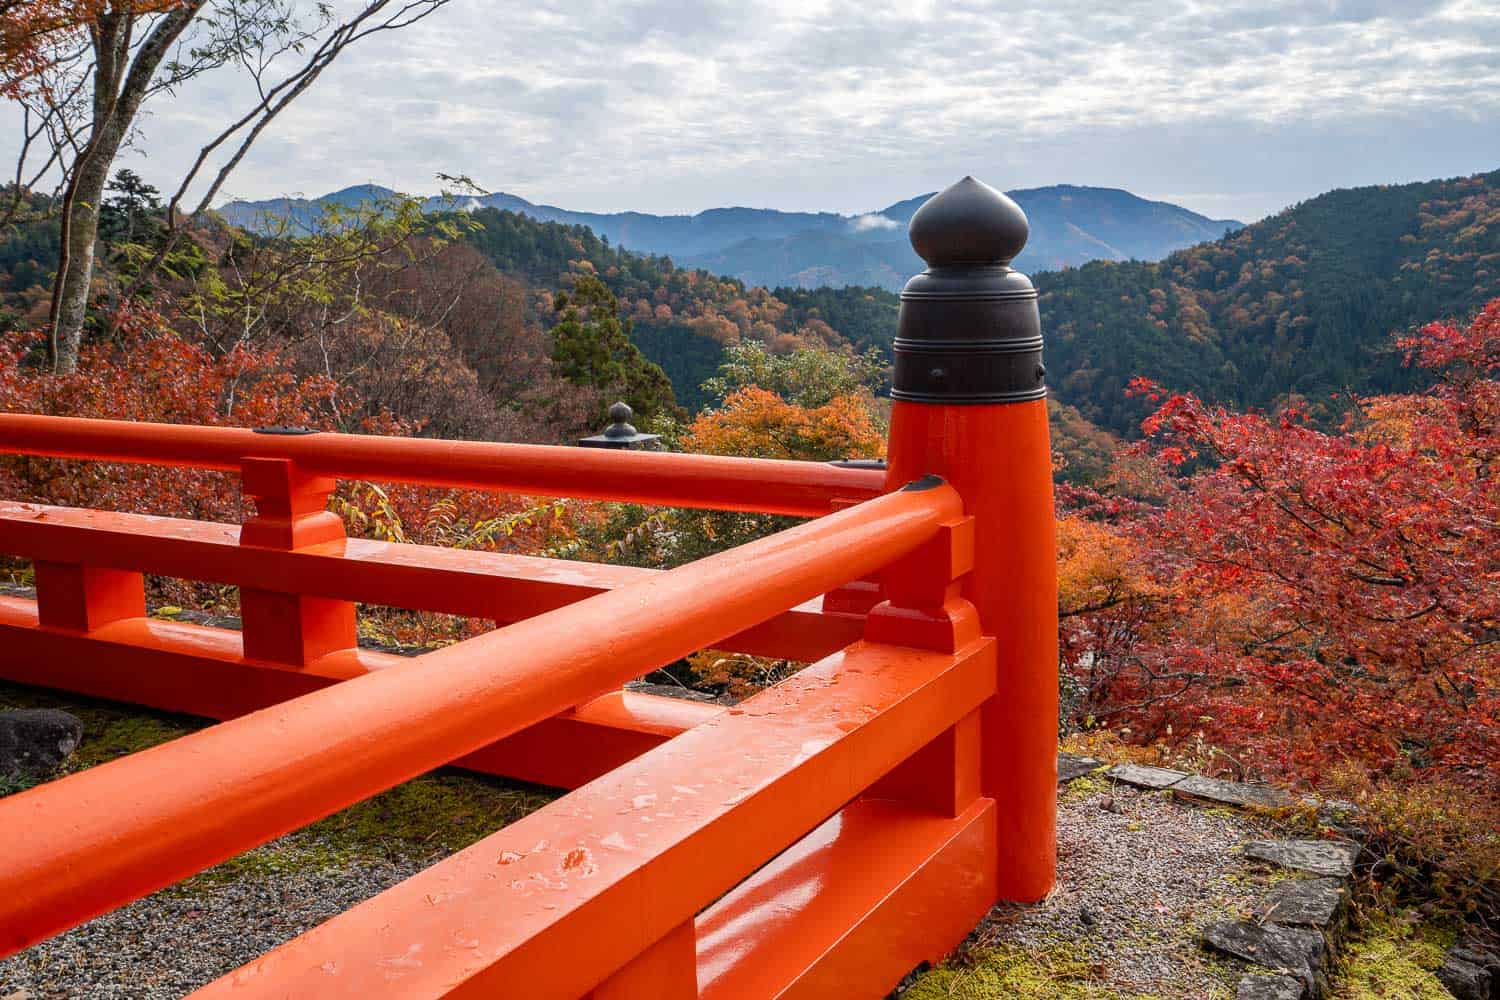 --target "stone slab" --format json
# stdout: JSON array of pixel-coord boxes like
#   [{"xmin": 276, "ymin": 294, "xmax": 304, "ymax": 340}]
[
  {"xmin": 1438, "ymin": 945, "xmax": 1498, "ymax": 1000},
  {"xmin": 1243, "ymin": 840, "xmax": 1358, "ymax": 878},
  {"xmin": 1437, "ymin": 952, "xmax": 1493, "ymax": 1000},
  {"xmin": 1173, "ymin": 774, "xmax": 1292, "ymax": 809},
  {"xmin": 0, "ymin": 709, "xmax": 83, "ymax": 780},
  {"xmin": 1105, "ymin": 763, "xmax": 1187, "ymax": 790},
  {"xmin": 1203, "ymin": 920, "xmax": 1327, "ymax": 996},
  {"xmin": 1057, "ymin": 752, "xmax": 1104, "ymax": 783},
  {"xmin": 1237, "ymin": 973, "xmax": 1306, "ymax": 1000},
  {"xmin": 1452, "ymin": 945, "xmax": 1500, "ymax": 979},
  {"xmin": 1254, "ymin": 878, "xmax": 1347, "ymax": 929}
]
